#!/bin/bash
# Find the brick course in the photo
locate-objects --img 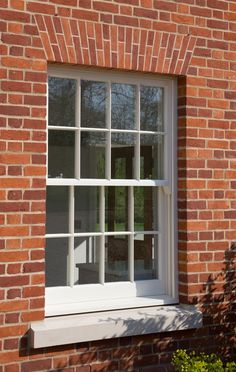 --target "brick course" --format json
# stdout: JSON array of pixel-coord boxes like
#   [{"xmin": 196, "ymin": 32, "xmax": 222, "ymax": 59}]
[{"xmin": 0, "ymin": 0, "xmax": 236, "ymax": 370}]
